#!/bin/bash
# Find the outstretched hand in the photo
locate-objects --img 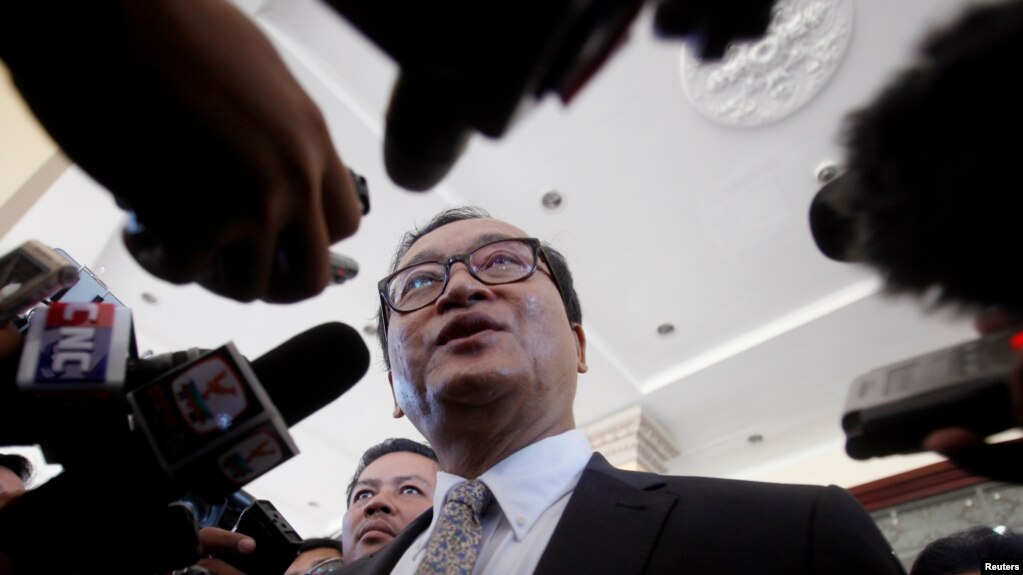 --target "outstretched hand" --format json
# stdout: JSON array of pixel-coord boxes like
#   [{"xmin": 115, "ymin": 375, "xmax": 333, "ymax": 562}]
[
  {"xmin": 923, "ymin": 308, "xmax": 1023, "ymax": 482},
  {"xmin": 3, "ymin": 0, "xmax": 362, "ymax": 303}
]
